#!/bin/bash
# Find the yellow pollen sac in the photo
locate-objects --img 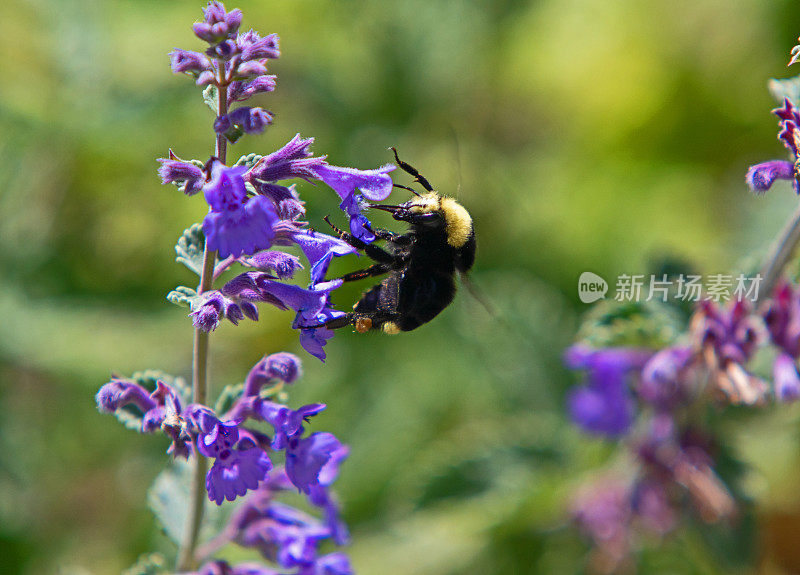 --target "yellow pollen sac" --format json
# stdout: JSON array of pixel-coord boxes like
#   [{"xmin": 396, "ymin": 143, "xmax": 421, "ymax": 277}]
[
  {"xmin": 382, "ymin": 321, "xmax": 401, "ymax": 335},
  {"xmin": 355, "ymin": 317, "xmax": 372, "ymax": 333}
]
